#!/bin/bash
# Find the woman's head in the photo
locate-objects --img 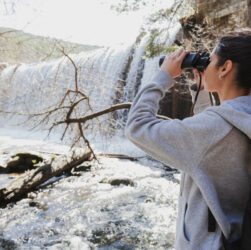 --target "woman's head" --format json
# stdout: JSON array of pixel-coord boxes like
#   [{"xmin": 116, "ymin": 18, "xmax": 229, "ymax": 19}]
[{"xmin": 214, "ymin": 28, "xmax": 251, "ymax": 92}]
